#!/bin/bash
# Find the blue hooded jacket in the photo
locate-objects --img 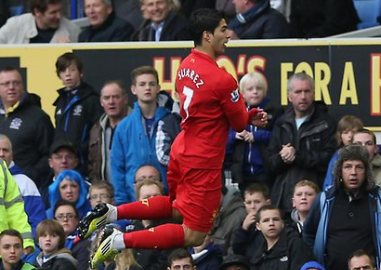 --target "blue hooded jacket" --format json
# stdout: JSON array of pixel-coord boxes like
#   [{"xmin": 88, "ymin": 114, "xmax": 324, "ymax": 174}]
[
  {"xmin": 46, "ymin": 169, "xmax": 91, "ymax": 218},
  {"xmin": 111, "ymin": 102, "xmax": 169, "ymax": 204}
]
